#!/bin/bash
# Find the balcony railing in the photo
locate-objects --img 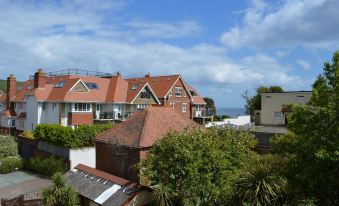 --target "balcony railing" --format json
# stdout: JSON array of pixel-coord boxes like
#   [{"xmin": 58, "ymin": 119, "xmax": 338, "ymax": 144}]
[
  {"xmin": 193, "ymin": 110, "xmax": 208, "ymax": 118},
  {"xmin": 29, "ymin": 69, "xmax": 113, "ymax": 79},
  {"xmin": 95, "ymin": 111, "xmax": 134, "ymax": 121}
]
